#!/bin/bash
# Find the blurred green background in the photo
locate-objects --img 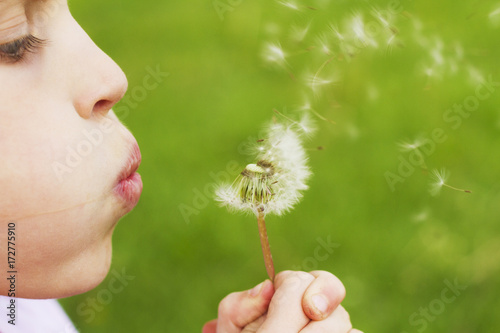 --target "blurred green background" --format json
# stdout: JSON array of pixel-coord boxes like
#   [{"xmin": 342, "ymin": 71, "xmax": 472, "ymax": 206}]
[{"xmin": 61, "ymin": 0, "xmax": 500, "ymax": 332}]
